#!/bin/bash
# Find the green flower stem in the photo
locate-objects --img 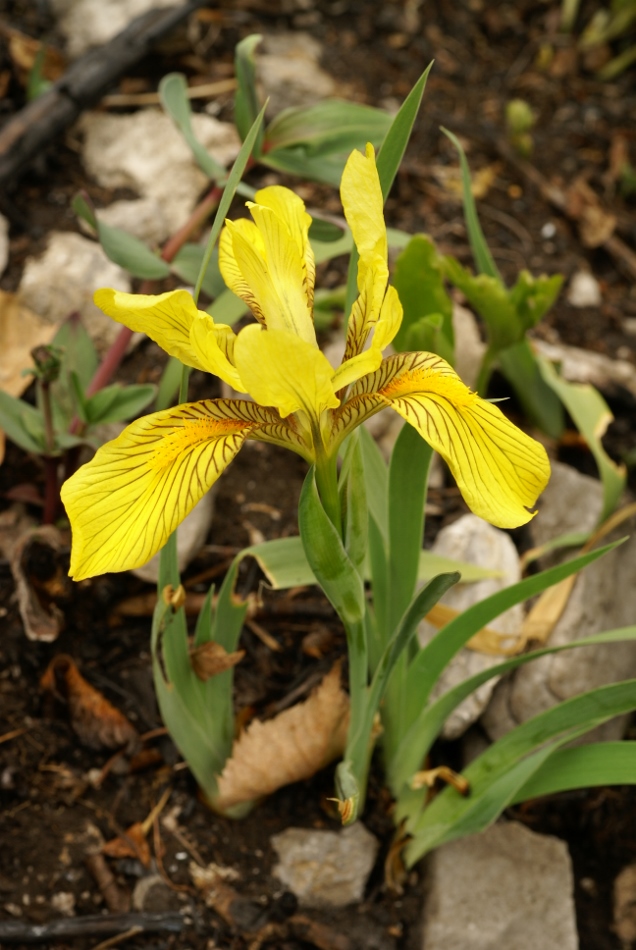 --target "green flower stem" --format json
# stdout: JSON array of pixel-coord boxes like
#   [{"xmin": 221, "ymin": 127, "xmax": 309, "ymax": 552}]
[{"xmin": 314, "ymin": 443, "xmax": 342, "ymax": 538}]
